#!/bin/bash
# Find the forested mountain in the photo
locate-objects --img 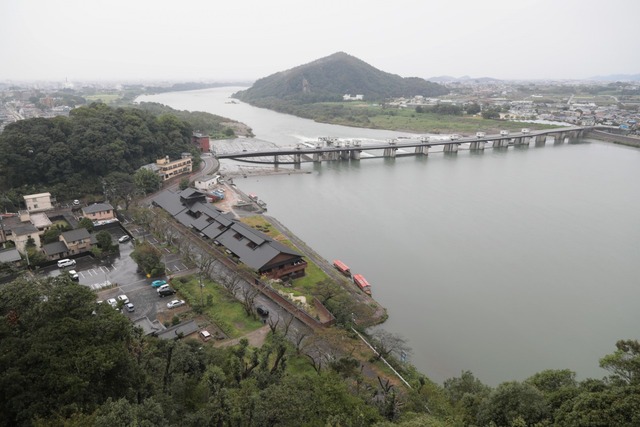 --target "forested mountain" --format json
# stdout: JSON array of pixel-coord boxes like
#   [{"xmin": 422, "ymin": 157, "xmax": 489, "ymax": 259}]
[
  {"xmin": 234, "ymin": 52, "xmax": 448, "ymax": 106},
  {"xmin": 0, "ymin": 103, "xmax": 199, "ymax": 201}
]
